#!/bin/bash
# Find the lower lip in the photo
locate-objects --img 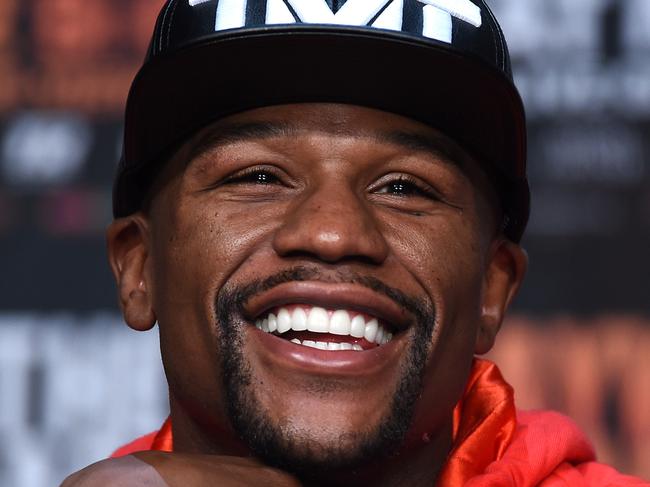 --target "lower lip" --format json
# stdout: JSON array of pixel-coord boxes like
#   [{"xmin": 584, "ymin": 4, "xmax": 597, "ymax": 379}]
[{"xmin": 247, "ymin": 326, "xmax": 406, "ymax": 377}]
